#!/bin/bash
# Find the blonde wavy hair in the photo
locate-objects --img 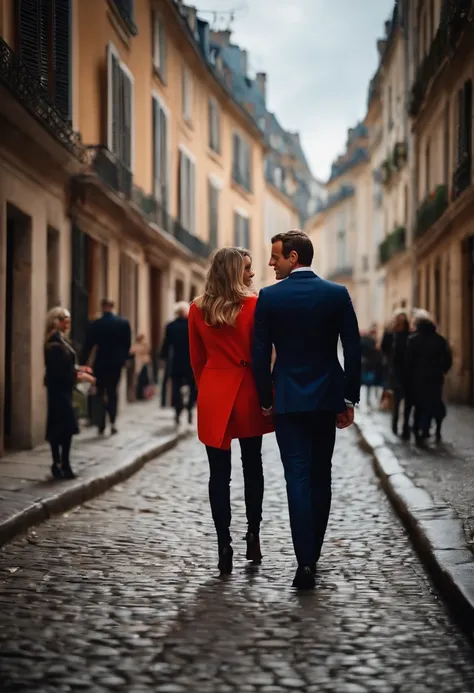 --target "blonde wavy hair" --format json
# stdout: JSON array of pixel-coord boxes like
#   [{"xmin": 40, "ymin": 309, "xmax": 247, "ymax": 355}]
[
  {"xmin": 44, "ymin": 307, "xmax": 70, "ymax": 343},
  {"xmin": 195, "ymin": 247, "xmax": 253, "ymax": 326}
]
